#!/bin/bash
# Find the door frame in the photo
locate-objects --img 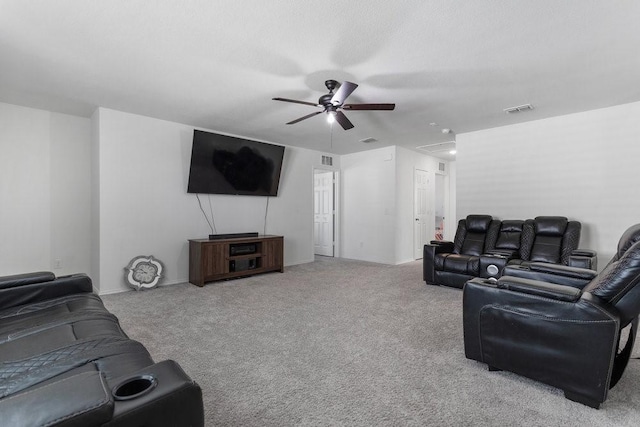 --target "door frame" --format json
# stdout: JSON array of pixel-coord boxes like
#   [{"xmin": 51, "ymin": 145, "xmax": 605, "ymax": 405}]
[
  {"xmin": 312, "ymin": 167, "xmax": 340, "ymax": 258},
  {"xmin": 413, "ymin": 168, "xmax": 433, "ymax": 260}
]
